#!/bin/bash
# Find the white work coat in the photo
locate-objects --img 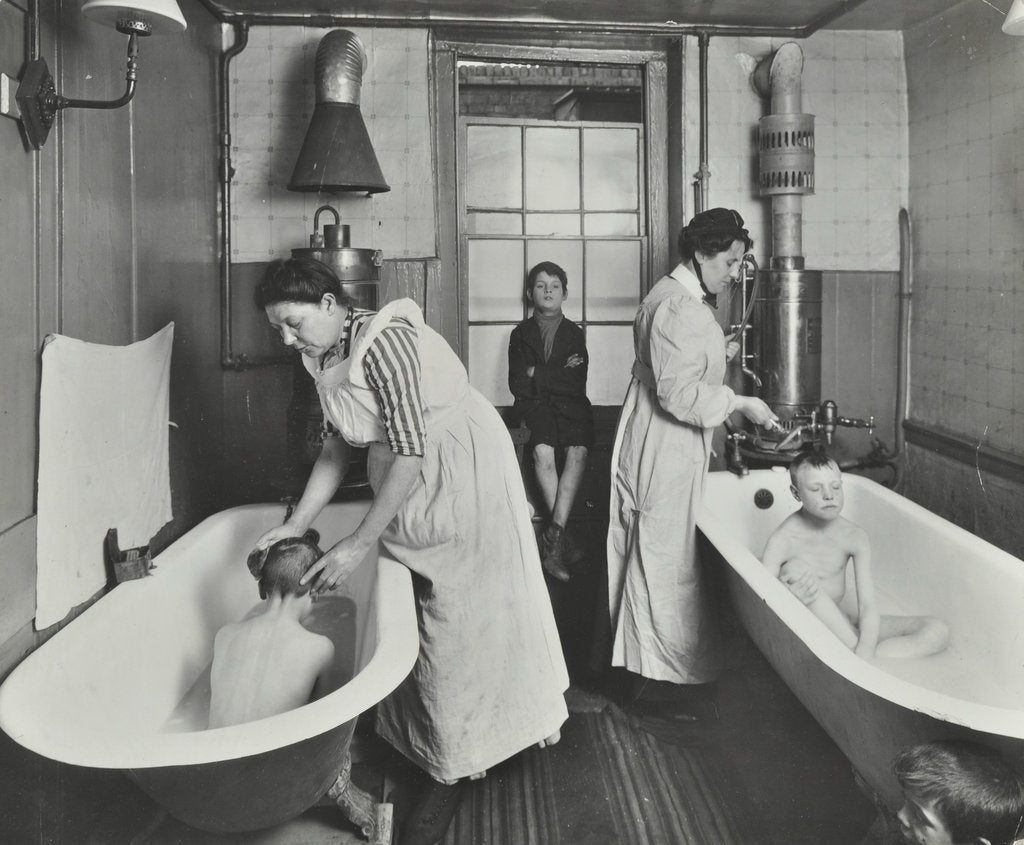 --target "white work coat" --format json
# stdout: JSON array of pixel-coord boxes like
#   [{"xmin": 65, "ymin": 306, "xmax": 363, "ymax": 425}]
[{"xmin": 606, "ymin": 267, "xmax": 735, "ymax": 684}]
